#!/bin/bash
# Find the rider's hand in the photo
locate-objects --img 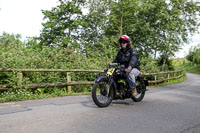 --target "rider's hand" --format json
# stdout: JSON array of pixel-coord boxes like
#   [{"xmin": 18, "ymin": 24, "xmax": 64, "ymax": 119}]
[{"xmin": 124, "ymin": 66, "xmax": 132, "ymax": 72}]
